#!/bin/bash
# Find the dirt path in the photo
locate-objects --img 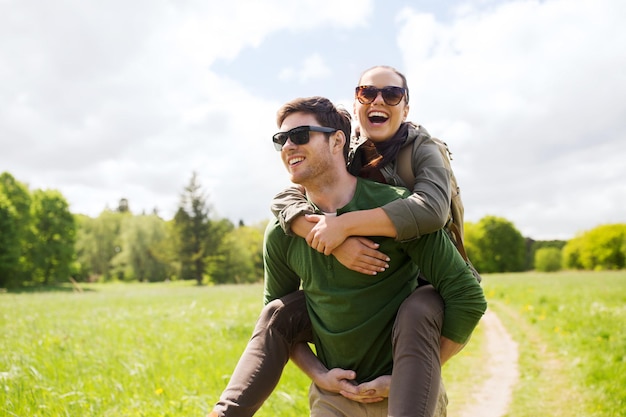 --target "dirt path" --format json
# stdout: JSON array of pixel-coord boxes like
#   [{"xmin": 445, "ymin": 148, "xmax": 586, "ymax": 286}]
[{"xmin": 458, "ymin": 309, "xmax": 519, "ymax": 417}]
